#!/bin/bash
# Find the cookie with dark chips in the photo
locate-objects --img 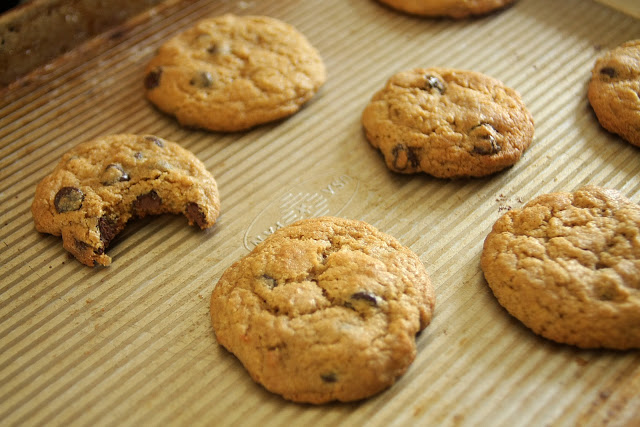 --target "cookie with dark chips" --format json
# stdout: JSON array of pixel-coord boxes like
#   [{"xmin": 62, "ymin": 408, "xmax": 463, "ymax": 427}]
[
  {"xmin": 144, "ymin": 14, "xmax": 326, "ymax": 132},
  {"xmin": 31, "ymin": 134, "xmax": 220, "ymax": 266},
  {"xmin": 588, "ymin": 40, "xmax": 640, "ymax": 146},
  {"xmin": 376, "ymin": 0, "xmax": 516, "ymax": 18},
  {"xmin": 481, "ymin": 186, "xmax": 640, "ymax": 349},
  {"xmin": 362, "ymin": 67, "xmax": 534, "ymax": 178},
  {"xmin": 210, "ymin": 216, "xmax": 435, "ymax": 404}
]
